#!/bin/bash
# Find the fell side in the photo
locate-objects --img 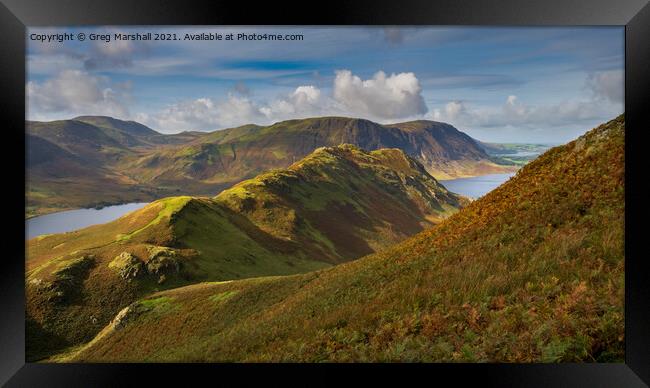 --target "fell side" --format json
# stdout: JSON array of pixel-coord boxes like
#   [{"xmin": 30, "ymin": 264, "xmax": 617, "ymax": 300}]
[
  {"xmin": 67, "ymin": 115, "xmax": 624, "ymax": 363},
  {"xmin": 26, "ymin": 145, "xmax": 466, "ymax": 361}
]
